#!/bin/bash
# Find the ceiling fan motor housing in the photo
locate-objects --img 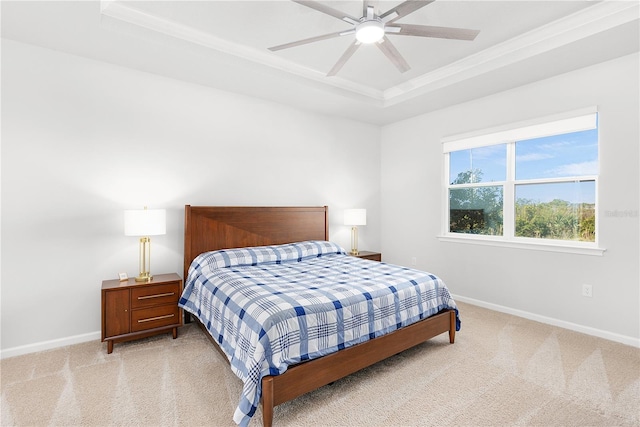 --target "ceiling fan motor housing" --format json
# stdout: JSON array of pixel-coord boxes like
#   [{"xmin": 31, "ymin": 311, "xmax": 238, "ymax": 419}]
[{"xmin": 356, "ymin": 19, "xmax": 385, "ymax": 44}]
